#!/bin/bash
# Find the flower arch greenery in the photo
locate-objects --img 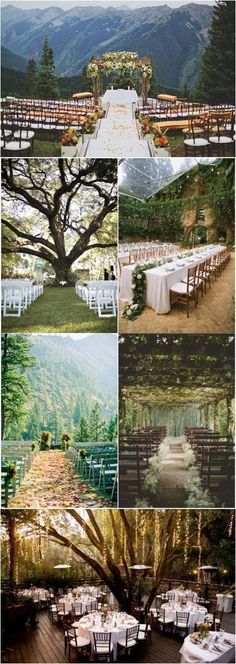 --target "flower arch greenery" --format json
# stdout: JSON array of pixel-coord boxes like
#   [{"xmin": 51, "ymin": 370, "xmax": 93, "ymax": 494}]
[{"xmin": 87, "ymin": 51, "xmax": 152, "ymax": 103}]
